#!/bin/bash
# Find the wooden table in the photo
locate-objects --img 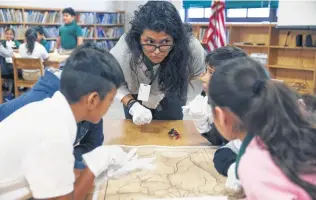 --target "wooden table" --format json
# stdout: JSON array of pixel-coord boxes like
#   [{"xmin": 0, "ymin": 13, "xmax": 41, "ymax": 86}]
[
  {"xmin": 102, "ymin": 120, "xmax": 211, "ymax": 146},
  {"xmin": 76, "ymin": 120, "xmax": 243, "ymax": 199},
  {"xmin": 43, "ymin": 53, "xmax": 69, "ymax": 68}
]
